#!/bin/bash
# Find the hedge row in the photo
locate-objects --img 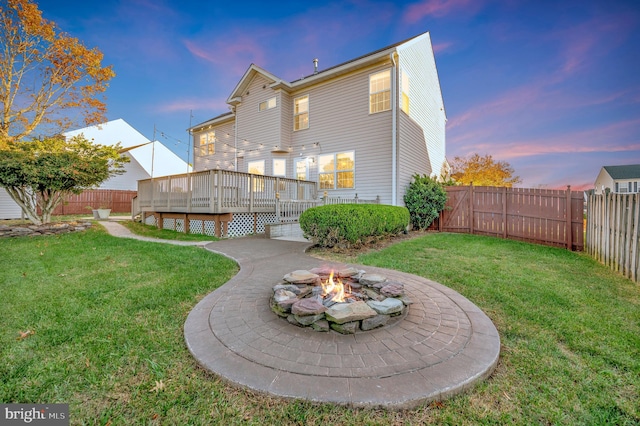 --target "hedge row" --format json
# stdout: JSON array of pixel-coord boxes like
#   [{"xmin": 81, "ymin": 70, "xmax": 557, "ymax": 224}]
[{"xmin": 299, "ymin": 204, "xmax": 409, "ymax": 248}]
